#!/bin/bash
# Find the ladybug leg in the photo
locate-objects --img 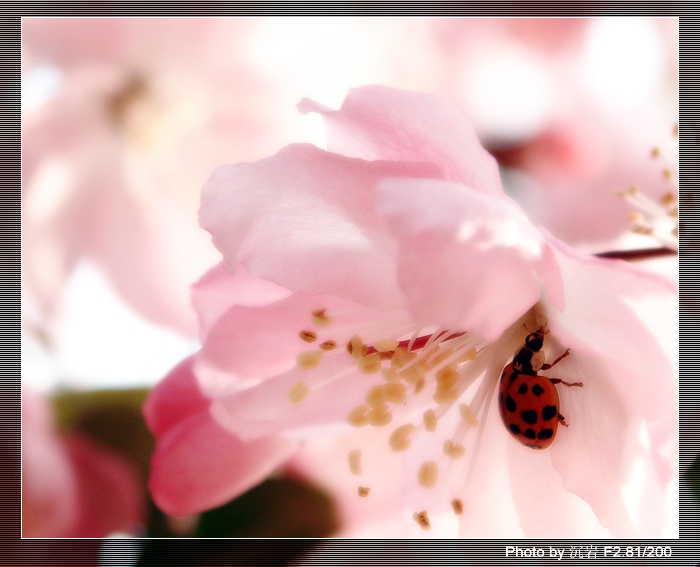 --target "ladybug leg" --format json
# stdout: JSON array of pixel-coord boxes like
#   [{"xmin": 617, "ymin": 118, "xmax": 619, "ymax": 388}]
[
  {"xmin": 549, "ymin": 377, "xmax": 583, "ymax": 388},
  {"xmin": 558, "ymin": 413, "xmax": 570, "ymax": 427},
  {"xmin": 542, "ymin": 348, "xmax": 570, "ymax": 370}
]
